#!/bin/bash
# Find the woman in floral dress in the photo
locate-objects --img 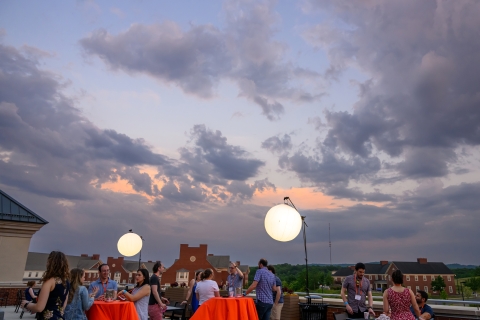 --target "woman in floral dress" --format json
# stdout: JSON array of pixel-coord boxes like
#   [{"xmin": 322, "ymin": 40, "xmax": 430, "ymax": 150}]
[
  {"xmin": 22, "ymin": 251, "xmax": 71, "ymax": 319},
  {"xmin": 383, "ymin": 270, "xmax": 422, "ymax": 320}
]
